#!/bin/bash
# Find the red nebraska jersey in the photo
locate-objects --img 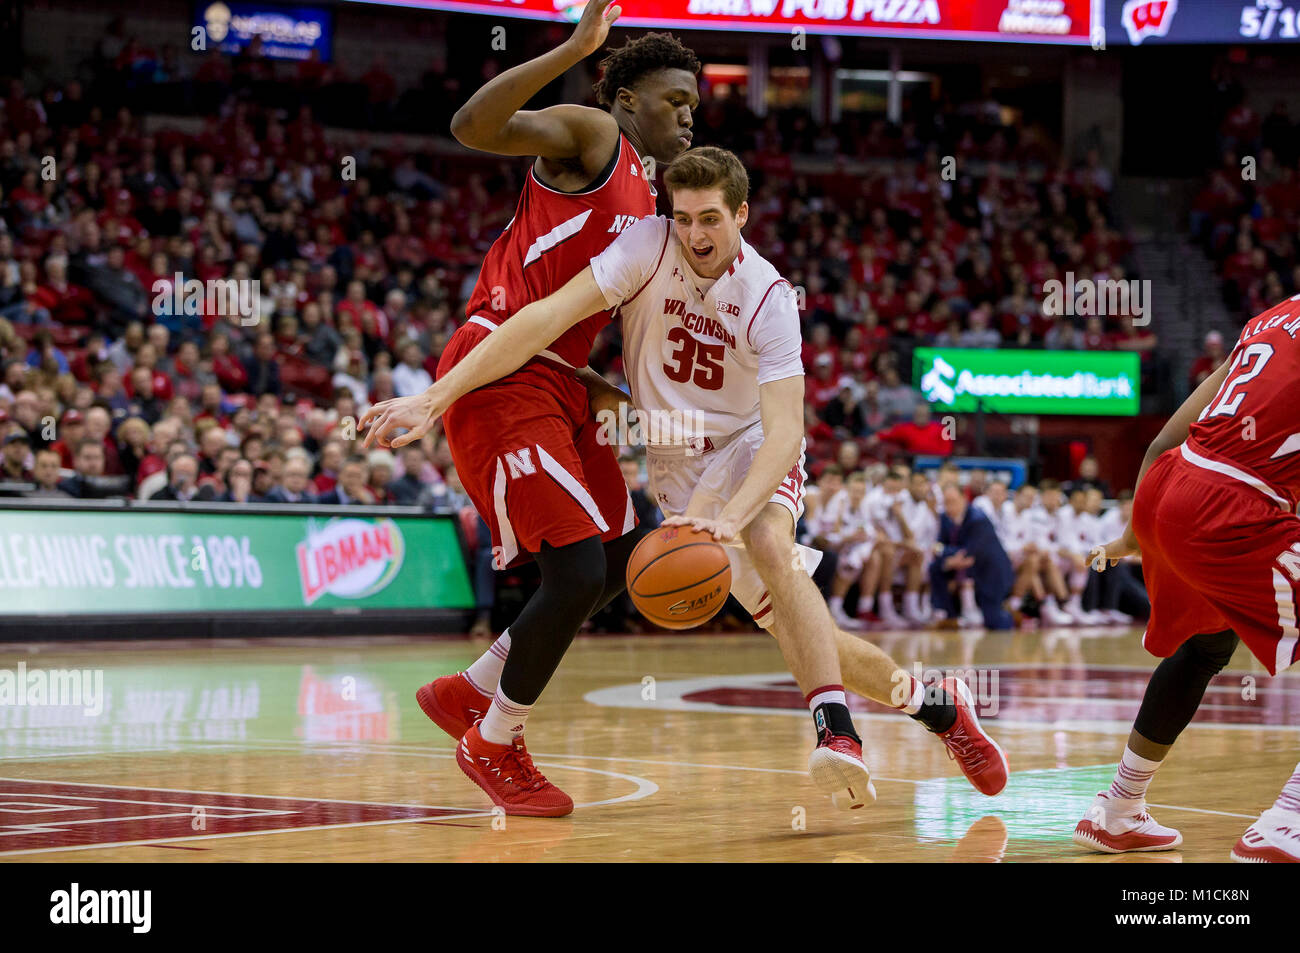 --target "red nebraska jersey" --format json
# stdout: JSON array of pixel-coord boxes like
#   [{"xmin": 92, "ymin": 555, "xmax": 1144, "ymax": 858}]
[
  {"xmin": 1186, "ymin": 294, "xmax": 1300, "ymax": 506},
  {"xmin": 462, "ymin": 133, "xmax": 655, "ymax": 368}
]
